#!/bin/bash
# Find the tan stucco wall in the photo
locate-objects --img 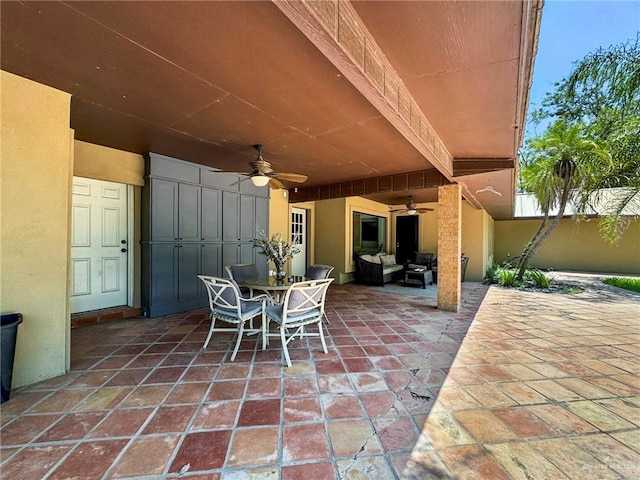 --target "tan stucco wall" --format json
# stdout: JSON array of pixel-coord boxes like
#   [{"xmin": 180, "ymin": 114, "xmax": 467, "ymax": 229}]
[
  {"xmin": 461, "ymin": 202, "xmax": 492, "ymax": 282},
  {"xmin": 1, "ymin": 71, "xmax": 72, "ymax": 387},
  {"xmin": 315, "ymin": 198, "xmax": 348, "ymax": 283},
  {"xmin": 270, "ymin": 191, "xmax": 317, "ymax": 275},
  {"xmin": 495, "ymin": 218, "xmax": 640, "ymax": 274},
  {"xmin": 74, "ymin": 140, "xmax": 144, "ymax": 186},
  {"xmin": 417, "ymin": 205, "xmax": 438, "ymax": 254},
  {"xmin": 269, "ymin": 189, "xmax": 289, "ymax": 237},
  {"xmin": 484, "ymin": 212, "xmax": 495, "ymax": 276}
]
